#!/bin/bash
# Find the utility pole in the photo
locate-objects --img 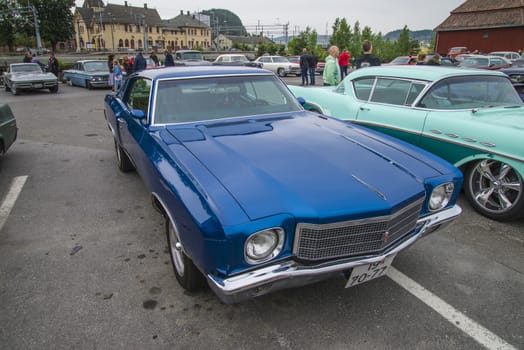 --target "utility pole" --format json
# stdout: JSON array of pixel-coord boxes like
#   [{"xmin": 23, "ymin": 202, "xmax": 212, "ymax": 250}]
[{"xmin": 31, "ymin": 6, "xmax": 42, "ymax": 50}]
